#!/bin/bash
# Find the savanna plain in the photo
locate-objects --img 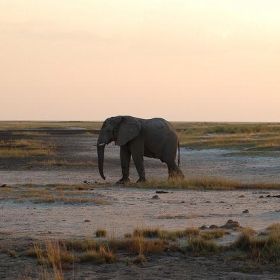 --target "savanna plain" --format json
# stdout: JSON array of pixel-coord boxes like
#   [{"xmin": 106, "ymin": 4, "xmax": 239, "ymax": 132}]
[{"xmin": 1, "ymin": 121, "xmax": 280, "ymax": 279}]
